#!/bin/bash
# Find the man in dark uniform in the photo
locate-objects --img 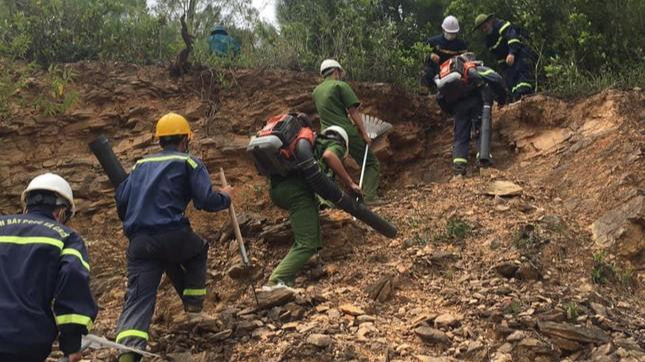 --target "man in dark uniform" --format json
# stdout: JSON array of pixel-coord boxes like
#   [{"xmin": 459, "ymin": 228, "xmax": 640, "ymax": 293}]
[
  {"xmin": 115, "ymin": 112, "xmax": 233, "ymax": 362},
  {"xmin": 423, "ymin": 15, "xmax": 468, "ymax": 87},
  {"xmin": 0, "ymin": 173, "xmax": 97, "ymax": 362},
  {"xmin": 434, "ymin": 53, "xmax": 508, "ymax": 175},
  {"xmin": 474, "ymin": 14, "xmax": 534, "ymax": 101}
]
